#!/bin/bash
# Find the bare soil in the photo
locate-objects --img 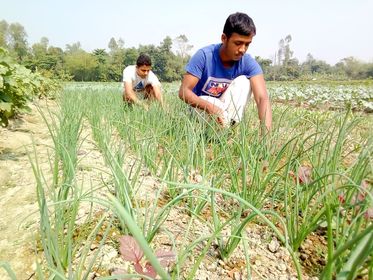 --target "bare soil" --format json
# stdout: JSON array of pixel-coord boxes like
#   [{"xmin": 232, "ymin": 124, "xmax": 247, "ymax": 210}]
[{"xmin": 0, "ymin": 101, "xmax": 52, "ymax": 279}]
